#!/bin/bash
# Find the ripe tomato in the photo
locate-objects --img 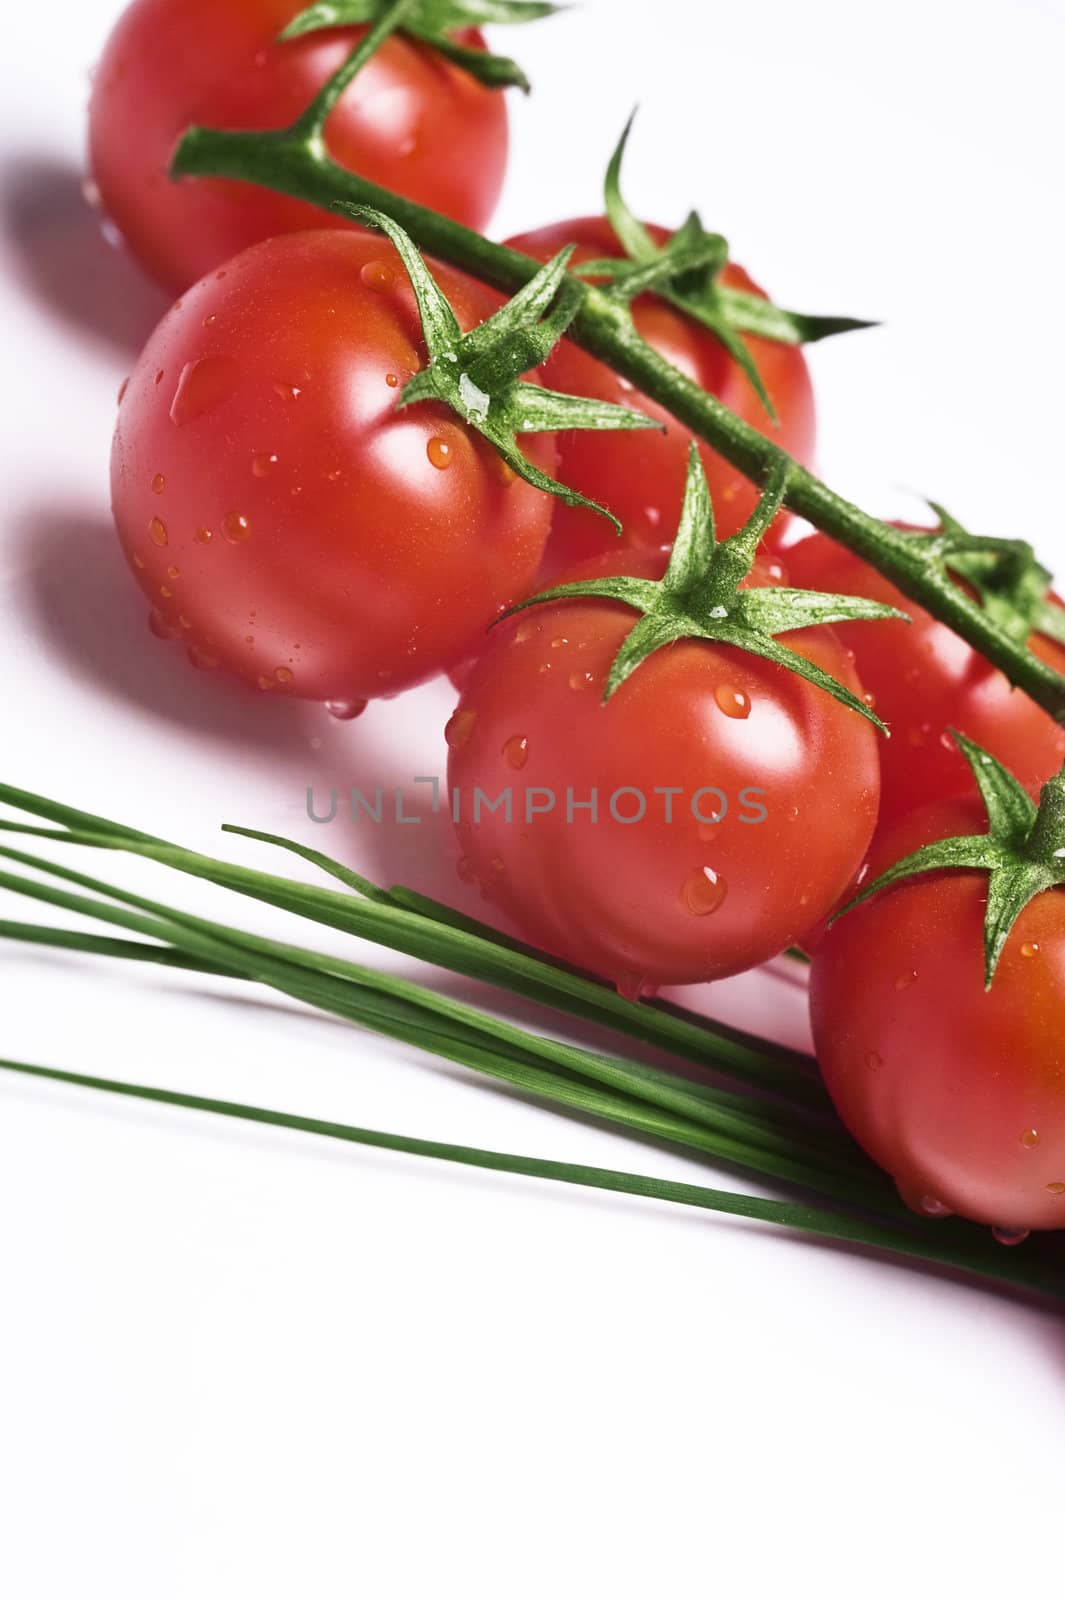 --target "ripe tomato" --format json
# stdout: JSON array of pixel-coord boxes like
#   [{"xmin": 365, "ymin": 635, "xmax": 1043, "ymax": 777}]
[
  {"xmin": 785, "ymin": 527, "xmax": 1065, "ymax": 834},
  {"xmin": 111, "ymin": 229, "xmax": 555, "ymax": 703},
  {"xmin": 503, "ymin": 217, "xmax": 815, "ymax": 577},
  {"xmin": 810, "ymin": 793, "xmax": 1065, "ymax": 1235},
  {"xmin": 446, "ymin": 551, "xmax": 879, "ymax": 992},
  {"xmin": 89, "ymin": 0, "xmax": 509, "ymax": 291}
]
